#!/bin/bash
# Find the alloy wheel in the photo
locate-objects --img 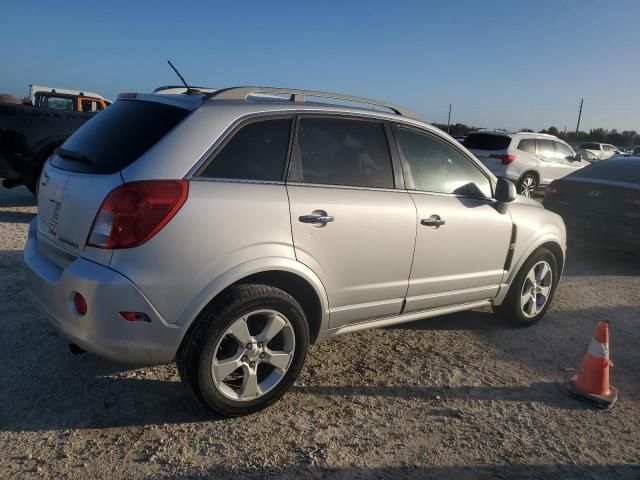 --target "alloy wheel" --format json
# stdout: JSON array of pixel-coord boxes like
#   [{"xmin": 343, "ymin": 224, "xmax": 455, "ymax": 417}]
[
  {"xmin": 520, "ymin": 176, "xmax": 536, "ymax": 197},
  {"xmin": 211, "ymin": 309, "xmax": 296, "ymax": 402},
  {"xmin": 520, "ymin": 260, "xmax": 553, "ymax": 318}
]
